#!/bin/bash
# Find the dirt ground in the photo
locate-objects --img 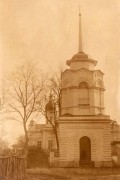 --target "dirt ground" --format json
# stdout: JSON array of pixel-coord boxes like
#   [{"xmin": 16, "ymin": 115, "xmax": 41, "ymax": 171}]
[{"xmin": 27, "ymin": 167, "xmax": 120, "ymax": 180}]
